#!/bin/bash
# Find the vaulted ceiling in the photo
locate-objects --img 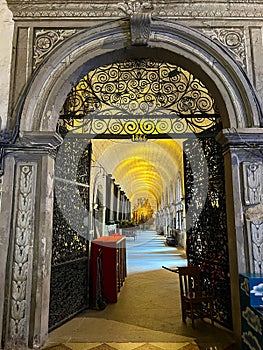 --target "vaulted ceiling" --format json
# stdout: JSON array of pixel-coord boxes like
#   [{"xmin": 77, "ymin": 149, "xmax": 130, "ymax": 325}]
[{"xmin": 92, "ymin": 138, "xmax": 184, "ymax": 210}]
